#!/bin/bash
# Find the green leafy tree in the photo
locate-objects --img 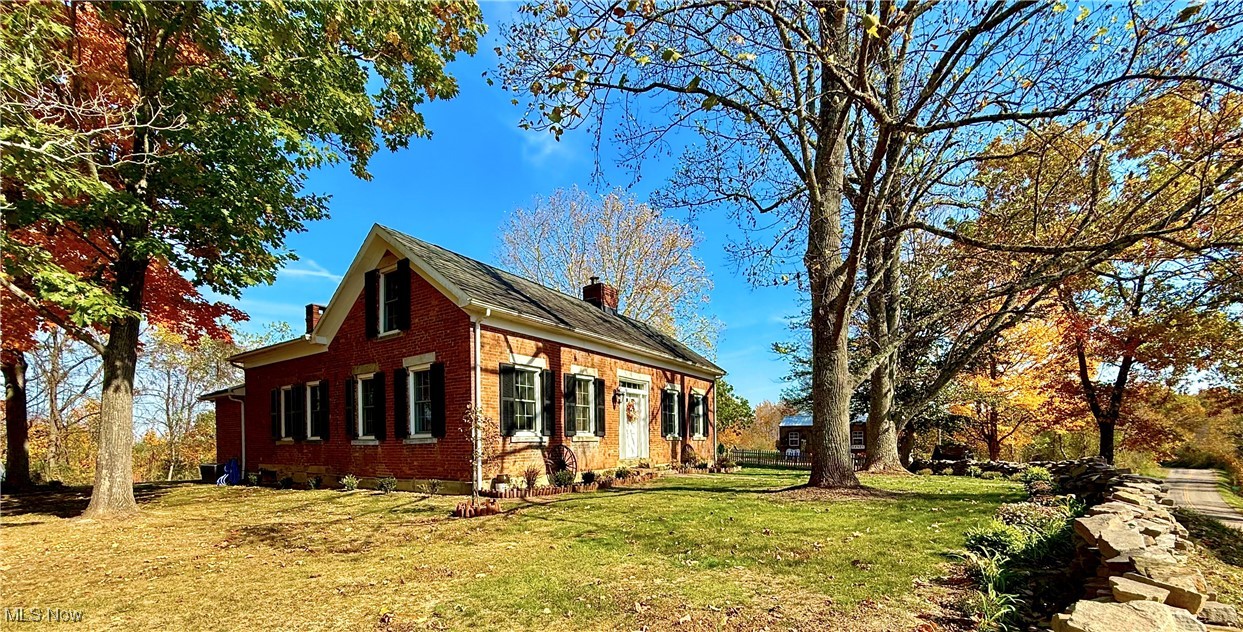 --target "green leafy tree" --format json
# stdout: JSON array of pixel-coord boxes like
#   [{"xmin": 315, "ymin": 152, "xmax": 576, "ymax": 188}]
[
  {"xmin": 1, "ymin": 1, "xmax": 483, "ymax": 517},
  {"xmin": 714, "ymin": 380, "xmax": 754, "ymax": 432}
]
